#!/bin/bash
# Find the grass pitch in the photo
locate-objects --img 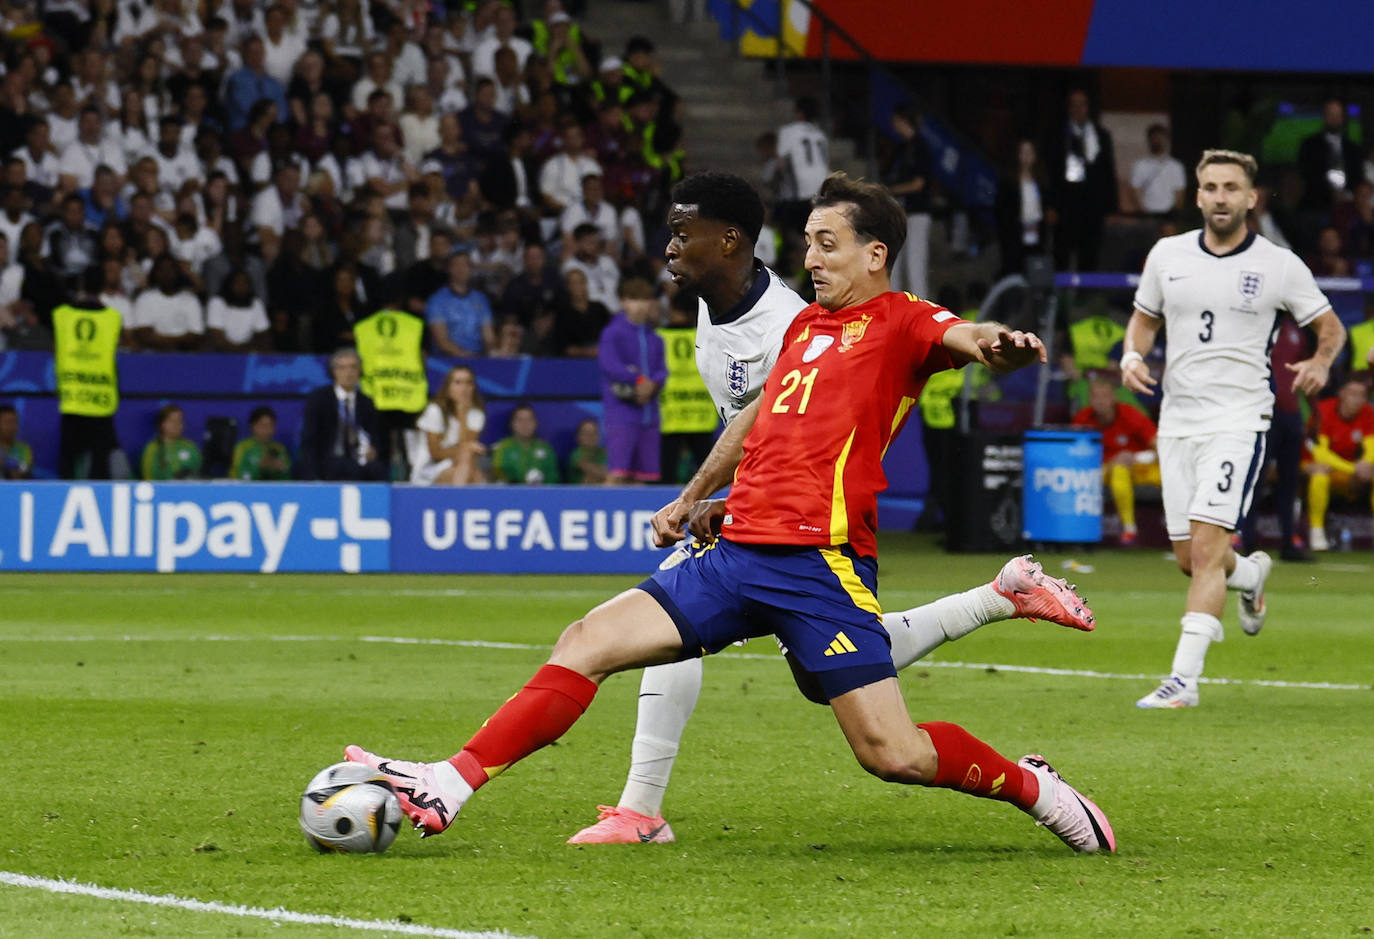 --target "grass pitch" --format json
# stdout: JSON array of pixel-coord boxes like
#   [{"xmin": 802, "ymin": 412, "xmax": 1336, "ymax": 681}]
[{"xmin": 2, "ymin": 535, "xmax": 1371, "ymax": 937}]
